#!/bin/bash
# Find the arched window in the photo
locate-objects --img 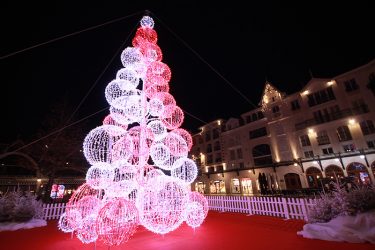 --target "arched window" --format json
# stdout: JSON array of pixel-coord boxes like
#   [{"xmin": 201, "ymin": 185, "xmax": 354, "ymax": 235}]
[
  {"xmin": 347, "ymin": 162, "xmax": 371, "ymax": 185},
  {"xmin": 306, "ymin": 167, "xmax": 323, "ymax": 188},
  {"xmin": 284, "ymin": 173, "xmax": 302, "ymax": 190},
  {"xmin": 325, "ymin": 165, "xmax": 344, "ymax": 181},
  {"xmin": 252, "ymin": 144, "xmax": 273, "ymax": 166}
]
